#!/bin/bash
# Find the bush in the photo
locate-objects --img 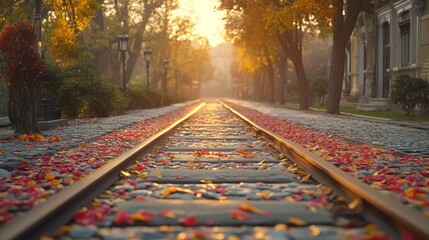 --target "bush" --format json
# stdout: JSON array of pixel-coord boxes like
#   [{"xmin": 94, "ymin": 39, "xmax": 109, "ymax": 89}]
[
  {"xmin": 390, "ymin": 75, "xmax": 429, "ymax": 115},
  {"xmin": 310, "ymin": 77, "xmax": 327, "ymax": 104},
  {"xmin": 88, "ymin": 81, "xmax": 128, "ymax": 117},
  {"xmin": 44, "ymin": 62, "xmax": 127, "ymax": 118},
  {"xmin": 127, "ymin": 87, "xmax": 163, "ymax": 109}
]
